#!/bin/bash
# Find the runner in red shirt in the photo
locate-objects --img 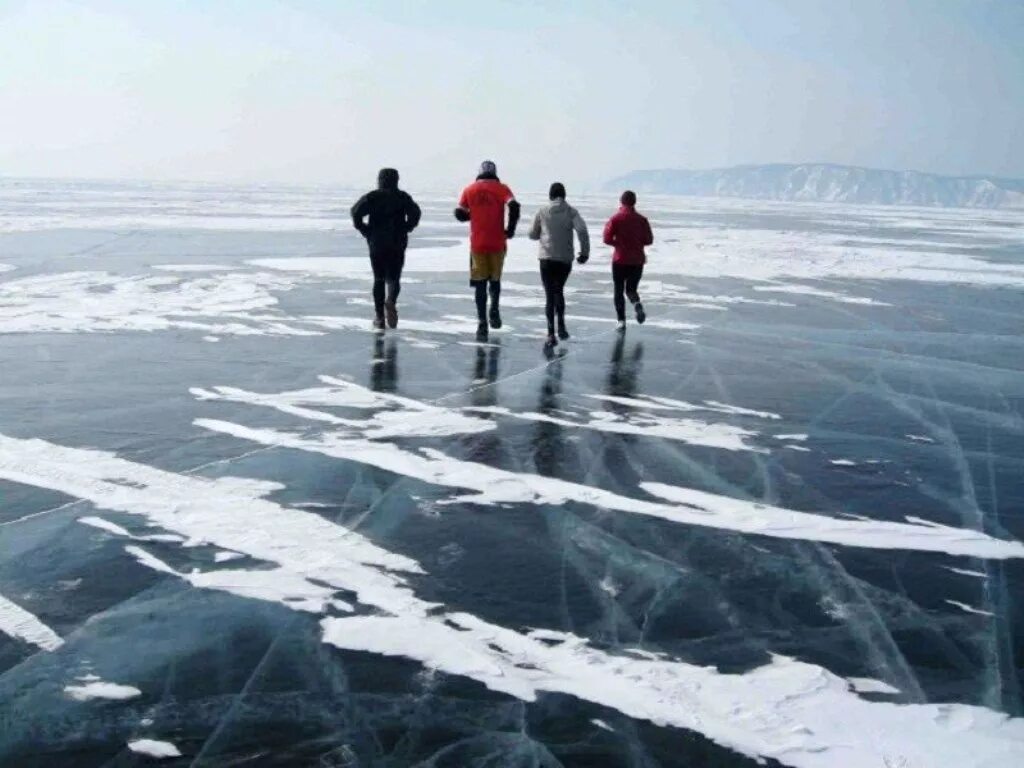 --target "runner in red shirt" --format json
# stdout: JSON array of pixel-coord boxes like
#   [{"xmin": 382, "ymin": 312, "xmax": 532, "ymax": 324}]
[
  {"xmin": 454, "ymin": 160, "xmax": 520, "ymax": 341},
  {"xmin": 603, "ymin": 190, "xmax": 654, "ymax": 329}
]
